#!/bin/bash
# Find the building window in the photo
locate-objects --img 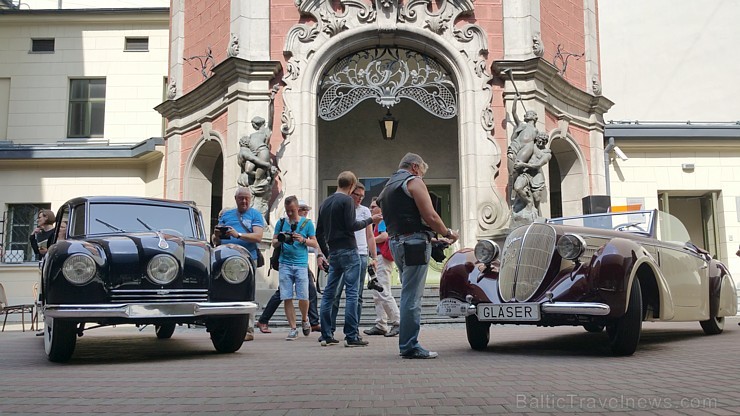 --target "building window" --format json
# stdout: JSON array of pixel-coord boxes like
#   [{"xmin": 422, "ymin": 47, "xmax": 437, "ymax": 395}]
[
  {"xmin": 2, "ymin": 204, "xmax": 51, "ymax": 263},
  {"xmin": 124, "ymin": 37, "xmax": 149, "ymax": 52},
  {"xmin": 68, "ymin": 78, "xmax": 106, "ymax": 138},
  {"xmin": 31, "ymin": 38, "xmax": 55, "ymax": 53}
]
